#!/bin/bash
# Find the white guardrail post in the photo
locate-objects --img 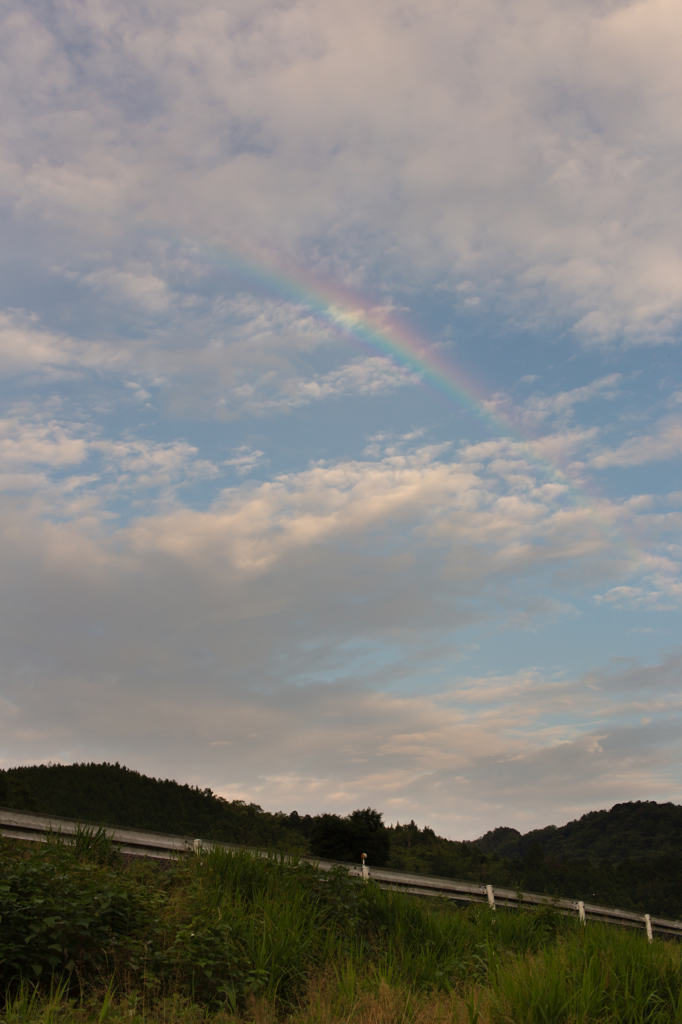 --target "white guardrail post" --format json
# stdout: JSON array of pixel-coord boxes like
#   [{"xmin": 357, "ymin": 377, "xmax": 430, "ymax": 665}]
[{"xmin": 1, "ymin": 807, "xmax": 681, "ymax": 941}]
